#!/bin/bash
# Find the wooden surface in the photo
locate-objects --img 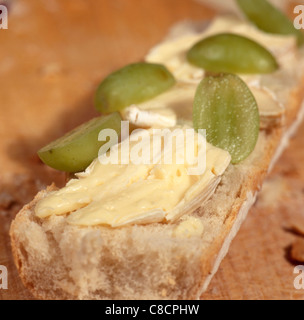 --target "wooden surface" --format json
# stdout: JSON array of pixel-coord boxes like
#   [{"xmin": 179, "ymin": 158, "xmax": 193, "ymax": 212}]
[{"xmin": 0, "ymin": 0, "xmax": 303, "ymax": 300}]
